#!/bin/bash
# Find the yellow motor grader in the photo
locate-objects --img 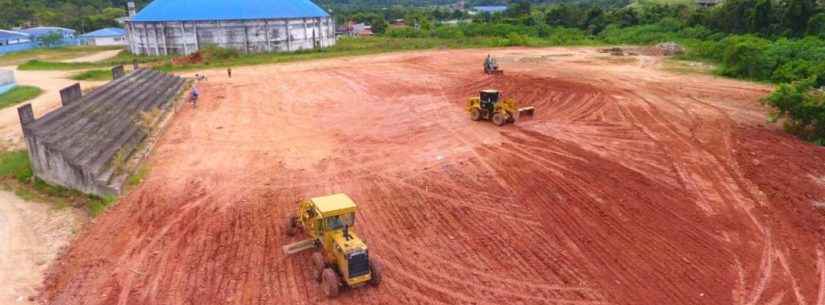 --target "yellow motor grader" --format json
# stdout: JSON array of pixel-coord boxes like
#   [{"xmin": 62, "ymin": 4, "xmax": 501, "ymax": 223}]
[
  {"xmin": 467, "ymin": 89, "xmax": 535, "ymax": 126},
  {"xmin": 283, "ymin": 193, "xmax": 381, "ymax": 297}
]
